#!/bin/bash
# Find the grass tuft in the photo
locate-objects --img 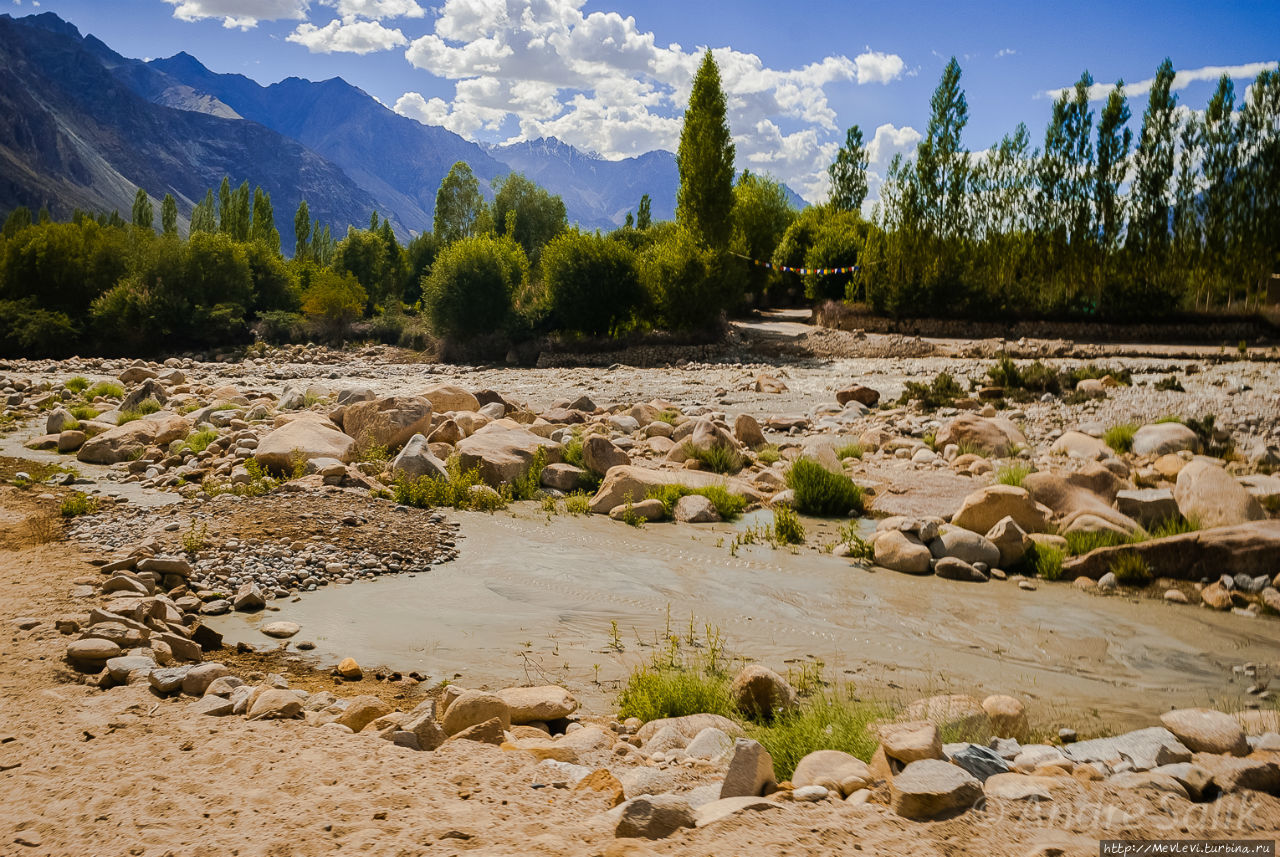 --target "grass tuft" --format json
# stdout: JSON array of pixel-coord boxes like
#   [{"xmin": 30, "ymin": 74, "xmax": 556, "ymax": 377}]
[
  {"xmin": 835, "ymin": 442, "xmax": 864, "ymax": 460},
  {"xmin": 995, "ymin": 463, "xmax": 1031, "ymax": 487},
  {"xmin": 1109, "ymin": 552, "xmax": 1152, "ymax": 585},
  {"xmin": 1025, "ymin": 541, "xmax": 1065, "ymax": 580},
  {"xmin": 749, "ymin": 693, "xmax": 889, "ymax": 780},
  {"xmin": 85, "ymin": 381, "xmax": 124, "ymax": 400},
  {"xmin": 64, "ymin": 376, "xmax": 90, "ymax": 393},
  {"xmin": 786, "ymin": 458, "xmax": 864, "ymax": 516},
  {"xmin": 59, "ymin": 491, "xmax": 98, "ymax": 518},
  {"xmin": 681, "ymin": 441, "xmax": 744, "ymax": 474},
  {"xmin": 1102, "ymin": 423, "xmax": 1138, "ymax": 454},
  {"xmin": 646, "ymin": 483, "xmax": 749, "ymax": 521},
  {"xmin": 772, "ymin": 503, "xmax": 805, "ymax": 544}
]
